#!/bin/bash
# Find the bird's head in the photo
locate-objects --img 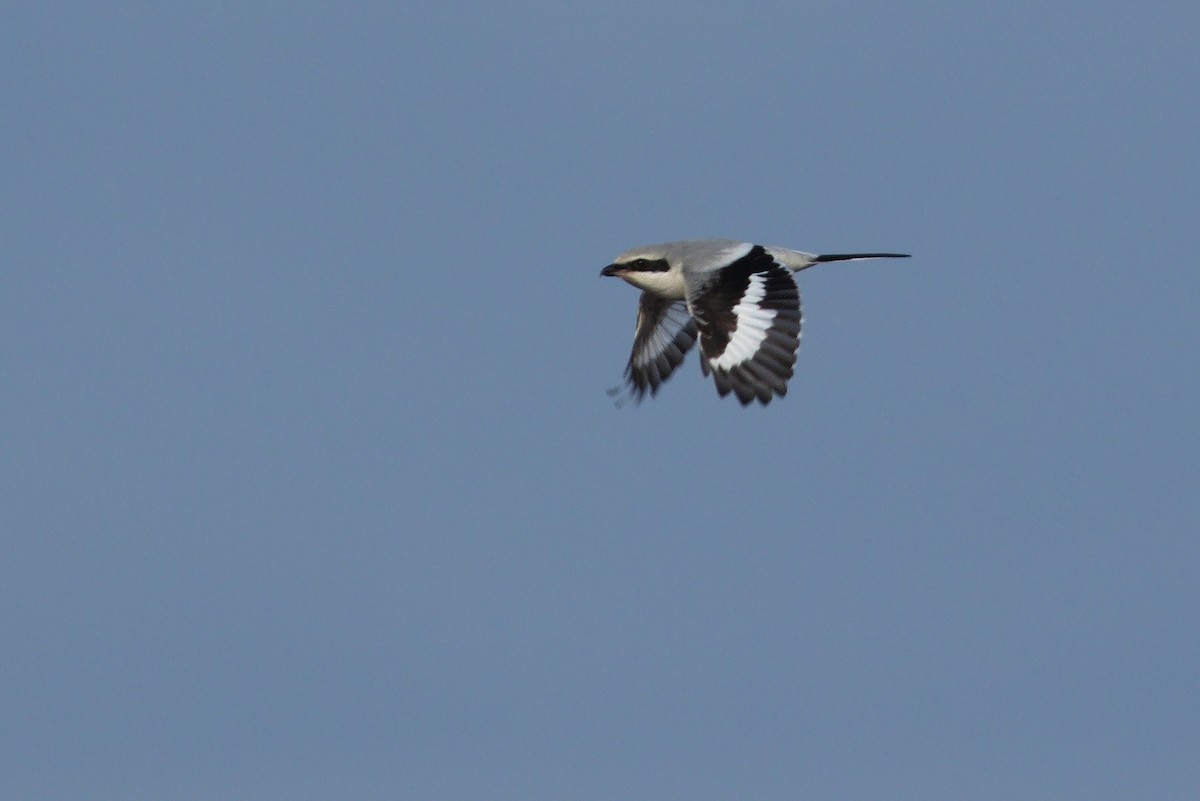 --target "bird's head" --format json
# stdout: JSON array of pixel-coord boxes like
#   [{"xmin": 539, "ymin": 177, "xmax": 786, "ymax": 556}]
[{"xmin": 600, "ymin": 244, "xmax": 672, "ymax": 279}]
